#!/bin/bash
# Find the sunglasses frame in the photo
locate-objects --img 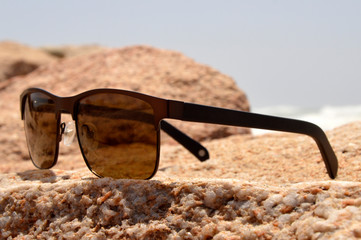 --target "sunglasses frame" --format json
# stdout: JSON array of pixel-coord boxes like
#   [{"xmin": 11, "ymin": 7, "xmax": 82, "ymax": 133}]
[{"xmin": 20, "ymin": 88, "xmax": 338, "ymax": 179}]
